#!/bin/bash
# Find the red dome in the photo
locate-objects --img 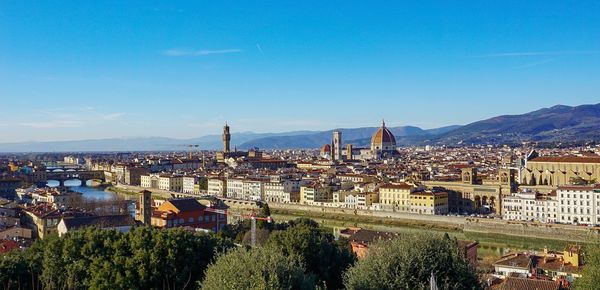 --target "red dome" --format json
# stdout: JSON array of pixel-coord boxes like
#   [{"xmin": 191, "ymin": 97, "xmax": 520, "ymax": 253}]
[{"xmin": 371, "ymin": 121, "xmax": 396, "ymax": 146}]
